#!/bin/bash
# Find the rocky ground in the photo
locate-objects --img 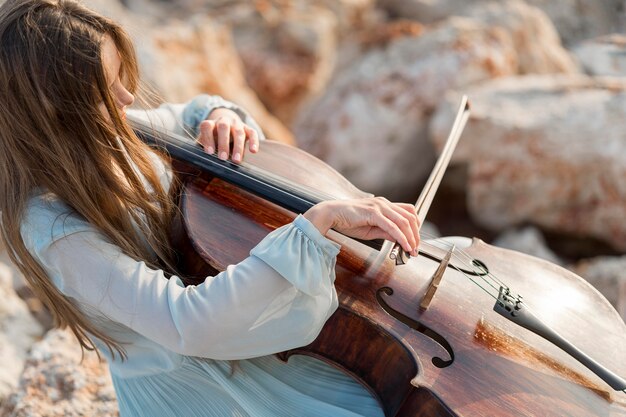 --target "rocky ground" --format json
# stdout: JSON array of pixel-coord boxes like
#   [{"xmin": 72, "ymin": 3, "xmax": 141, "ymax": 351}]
[{"xmin": 1, "ymin": 0, "xmax": 625, "ymax": 415}]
